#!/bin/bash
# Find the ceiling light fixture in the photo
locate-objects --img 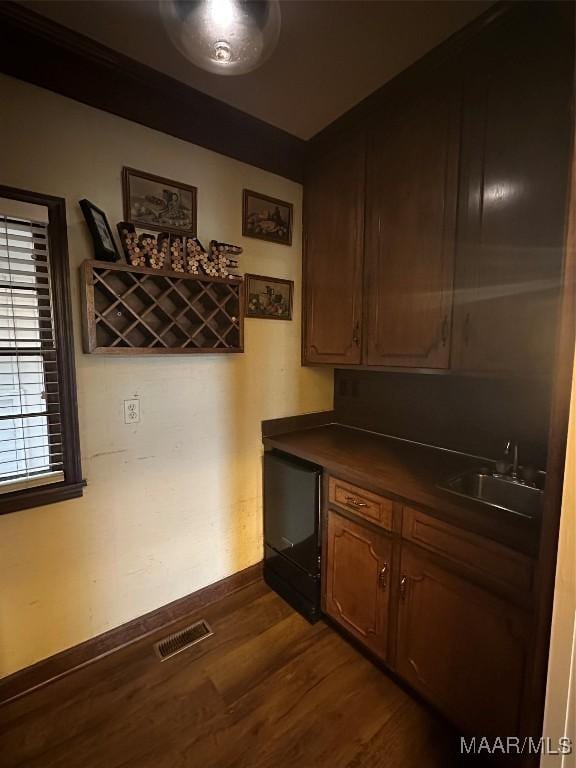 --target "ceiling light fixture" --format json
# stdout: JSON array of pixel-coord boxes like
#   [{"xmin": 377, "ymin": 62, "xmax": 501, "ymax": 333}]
[{"xmin": 160, "ymin": 0, "xmax": 281, "ymax": 76}]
